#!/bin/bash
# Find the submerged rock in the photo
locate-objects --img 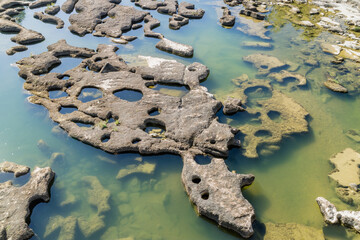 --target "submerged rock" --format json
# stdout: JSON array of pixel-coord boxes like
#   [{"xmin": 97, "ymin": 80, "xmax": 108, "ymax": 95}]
[
  {"xmin": 0, "ymin": 161, "xmax": 29, "ymax": 177},
  {"xmin": 328, "ymin": 148, "xmax": 360, "ymax": 187},
  {"xmin": 324, "ymin": 78, "xmax": 348, "ymax": 93},
  {"xmin": 44, "ymin": 216, "xmax": 77, "ymax": 240},
  {"xmin": 268, "ymin": 70, "xmax": 307, "ymax": 86},
  {"xmin": 116, "ymin": 162, "xmax": 156, "ymax": 179},
  {"xmin": 82, "ymin": 176, "xmax": 110, "ymax": 214},
  {"xmin": 0, "ymin": 164, "xmax": 55, "ymax": 240},
  {"xmin": 155, "ymin": 38, "xmax": 194, "ymax": 57},
  {"xmin": 220, "ymin": 7, "xmax": 235, "ymax": 27},
  {"xmin": 237, "ymin": 17, "xmax": 271, "ymax": 40},
  {"xmin": 345, "ymin": 129, "xmax": 360, "ymax": 143},
  {"xmin": 243, "ymin": 53, "xmax": 288, "ymax": 76},
  {"xmin": 316, "ymin": 197, "xmax": 360, "ymax": 233},
  {"xmin": 242, "ymin": 41, "xmax": 273, "ymax": 49},
  {"xmin": 264, "ymin": 222, "xmax": 325, "ymax": 240},
  {"xmin": 321, "ymin": 43, "xmax": 341, "ymax": 55}
]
